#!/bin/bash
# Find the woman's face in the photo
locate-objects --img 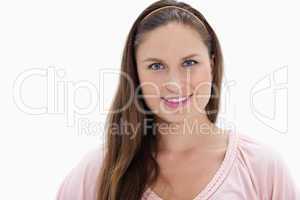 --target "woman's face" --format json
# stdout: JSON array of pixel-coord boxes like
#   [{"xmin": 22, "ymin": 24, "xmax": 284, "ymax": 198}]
[{"xmin": 135, "ymin": 22, "xmax": 213, "ymax": 123}]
